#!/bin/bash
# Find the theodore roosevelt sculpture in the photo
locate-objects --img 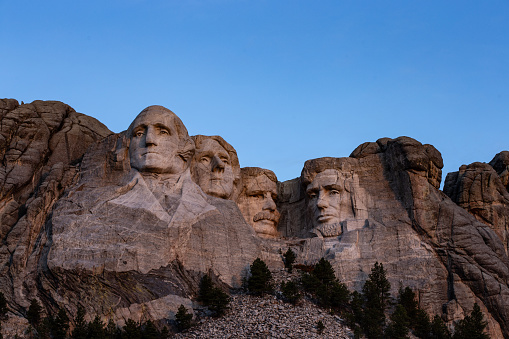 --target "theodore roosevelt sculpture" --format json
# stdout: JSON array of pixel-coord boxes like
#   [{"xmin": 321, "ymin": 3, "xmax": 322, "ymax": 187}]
[
  {"xmin": 191, "ymin": 135, "xmax": 240, "ymax": 199},
  {"xmin": 236, "ymin": 167, "xmax": 280, "ymax": 238}
]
